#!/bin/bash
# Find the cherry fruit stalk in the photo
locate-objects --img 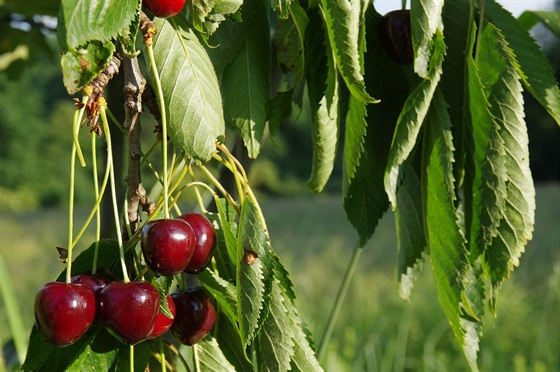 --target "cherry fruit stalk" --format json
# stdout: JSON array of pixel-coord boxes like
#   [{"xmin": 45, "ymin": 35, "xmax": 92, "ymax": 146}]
[{"xmin": 34, "ymin": 282, "xmax": 96, "ymax": 346}]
